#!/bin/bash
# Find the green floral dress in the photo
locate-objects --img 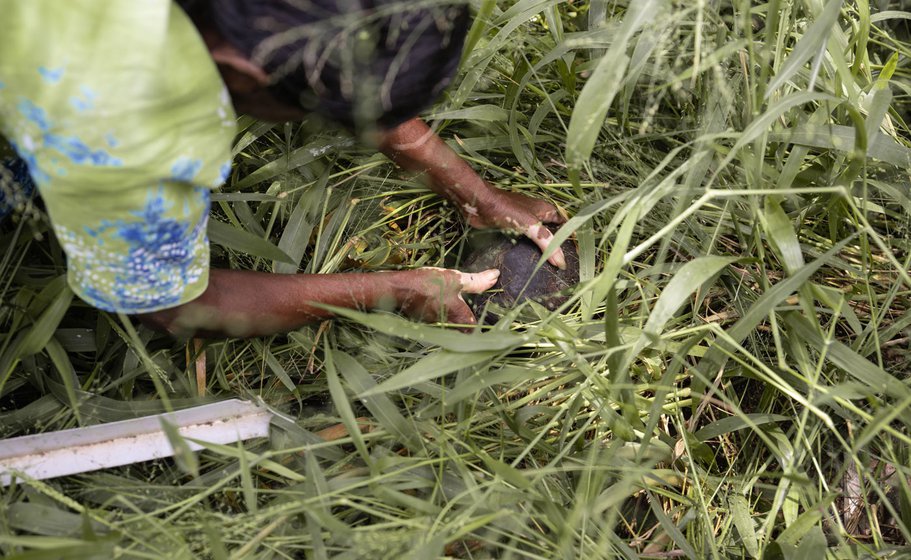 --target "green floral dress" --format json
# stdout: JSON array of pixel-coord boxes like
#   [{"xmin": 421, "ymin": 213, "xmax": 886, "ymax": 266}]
[{"xmin": 0, "ymin": 0, "xmax": 236, "ymax": 313}]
